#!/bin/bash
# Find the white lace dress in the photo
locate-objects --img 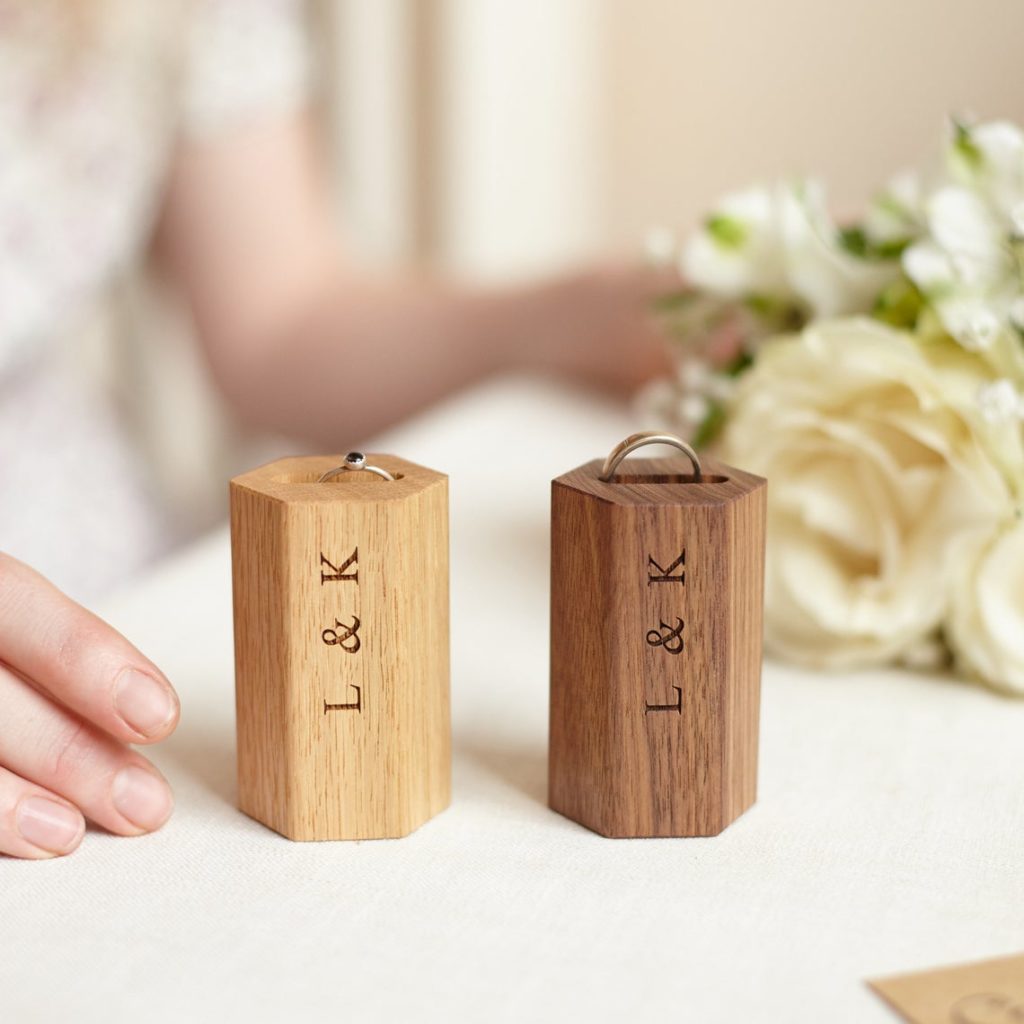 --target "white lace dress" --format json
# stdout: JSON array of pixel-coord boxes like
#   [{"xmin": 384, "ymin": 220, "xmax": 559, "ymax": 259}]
[{"xmin": 0, "ymin": 0, "xmax": 309, "ymax": 602}]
